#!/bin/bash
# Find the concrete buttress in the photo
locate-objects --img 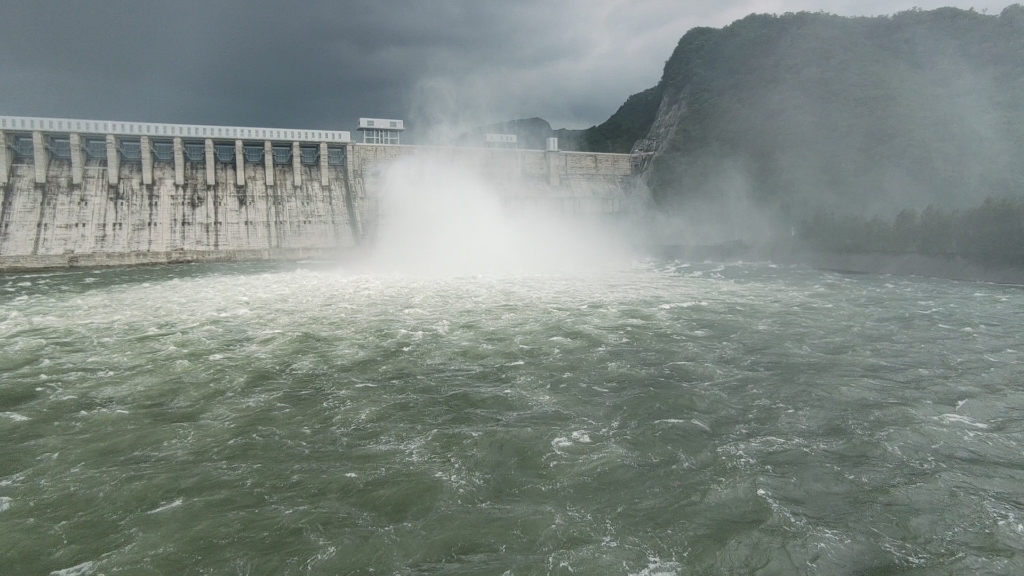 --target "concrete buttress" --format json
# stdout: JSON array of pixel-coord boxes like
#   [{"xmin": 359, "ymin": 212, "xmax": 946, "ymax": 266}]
[
  {"xmin": 69, "ymin": 133, "xmax": 84, "ymax": 185},
  {"xmin": 319, "ymin": 142, "xmax": 329, "ymax": 186},
  {"xmin": 204, "ymin": 139, "xmax": 215, "ymax": 186},
  {"xmin": 546, "ymin": 150, "xmax": 560, "ymax": 187},
  {"xmin": 32, "ymin": 132, "xmax": 49, "ymax": 184},
  {"xmin": 235, "ymin": 140, "xmax": 244, "ymax": 186},
  {"xmin": 292, "ymin": 142, "xmax": 302, "ymax": 187},
  {"xmin": 105, "ymin": 135, "xmax": 119, "ymax": 186},
  {"xmin": 0, "ymin": 131, "xmax": 11, "ymax": 185},
  {"xmin": 173, "ymin": 138, "xmax": 185, "ymax": 185},
  {"xmin": 141, "ymin": 136, "xmax": 153, "ymax": 185},
  {"xmin": 264, "ymin": 141, "xmax": 274, "ymax": 186}
]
